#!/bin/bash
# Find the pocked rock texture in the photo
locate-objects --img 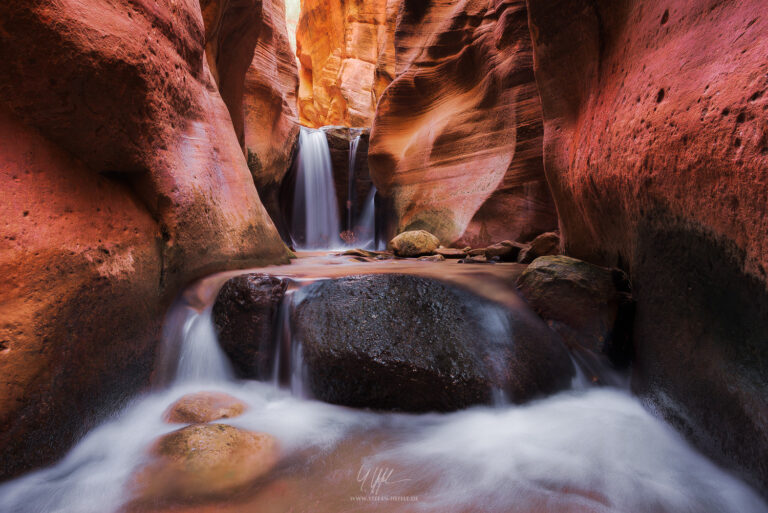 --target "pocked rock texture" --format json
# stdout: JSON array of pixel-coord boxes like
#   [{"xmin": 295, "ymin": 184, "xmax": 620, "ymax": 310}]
[
  {"xmin": 368, "ymin": 0, "xmax": 557, "ymax": 247},
  {"xmin": 528, "ymin": 0, "xmax": 768, "ymax": 491},
  {"xmin": 0, "ymin": 0, "xmax": 289, "ymax": 479},
  {"xmin": 296, "ymin": 0, "xmax": 395, "ymax": 127}
]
